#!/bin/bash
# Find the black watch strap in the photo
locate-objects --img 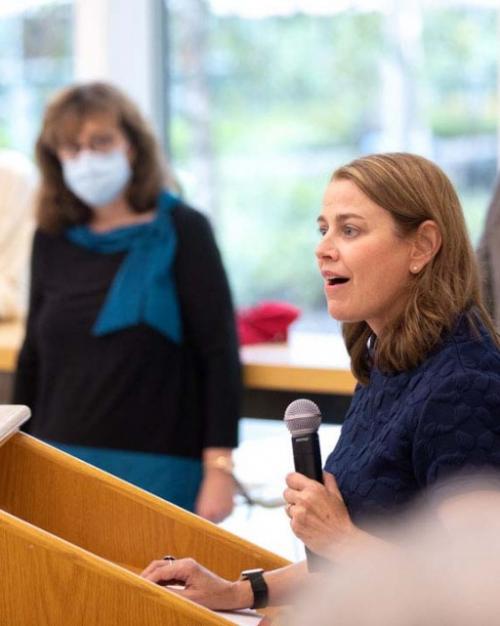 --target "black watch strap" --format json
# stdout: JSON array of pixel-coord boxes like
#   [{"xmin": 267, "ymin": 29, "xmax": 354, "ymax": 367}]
[{"xmin": 240, "ymin": 568, "xmax": 268, "ymax": 609}]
